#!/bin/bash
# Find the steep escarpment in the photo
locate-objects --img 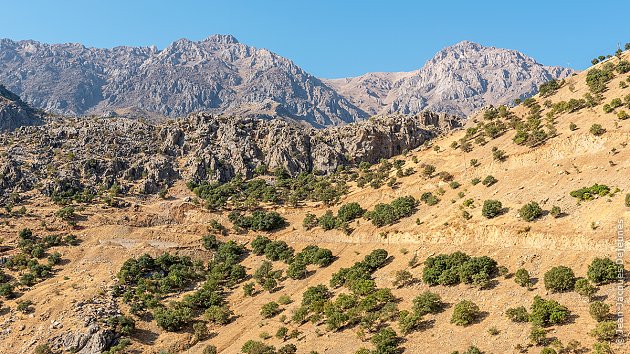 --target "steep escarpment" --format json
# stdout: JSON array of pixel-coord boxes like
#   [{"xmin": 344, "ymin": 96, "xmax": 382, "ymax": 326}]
[{"xmin": 0, "ymin": 111, "xmax": 460, "ymax": 201}]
